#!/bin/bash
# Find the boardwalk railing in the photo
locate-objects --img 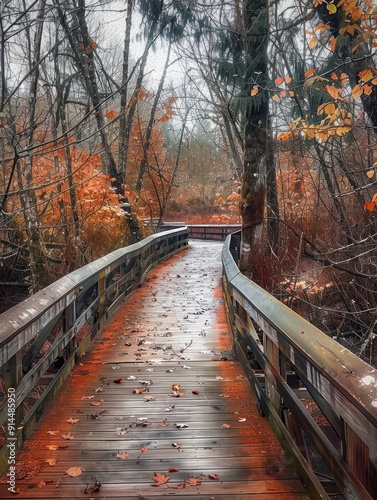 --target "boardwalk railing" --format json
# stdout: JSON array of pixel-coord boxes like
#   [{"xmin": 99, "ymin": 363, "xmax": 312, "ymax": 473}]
[
  {"xmin": 161, "ymin": 222, "xmax": 241, "ymax": 241},
  {"xmin": 222, "ymin": 231, "xmax": 377, "ymax": 500},
  {"xmin": 0, "ymin": 227, "xmax": 188, "ymax": 472}
]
